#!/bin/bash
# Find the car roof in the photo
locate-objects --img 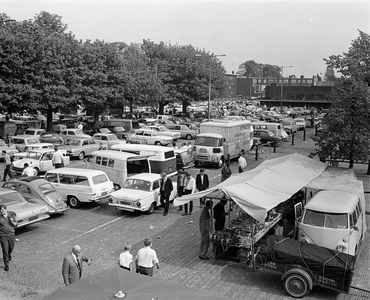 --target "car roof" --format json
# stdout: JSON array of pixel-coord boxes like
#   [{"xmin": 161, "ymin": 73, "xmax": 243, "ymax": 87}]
[
  {"xmin": 46, "ymin": 168, "xmax": 108, "ymax": 176},
  {"xmin": 24, "ymin": 128, "xmax": 44, "ymax": 131},
  {"xmin": 128, "ymin": 173, "xmax": 161, "ymax": 181},
  {"xmin": 8, "ymin": 176, "xmax": 48, "ymax": 184},
  {"xmin": 64, "ymin": 135, "xmax": 92, "ymax": 139},
  {"xmin": 11, "ymin": 135, "xmax": 38, "ymax": 140},
  {"xmin": 305, "ymin": 190, "xmax": 359, "ymax": 213},
  {"xmin": 28, "ymin": 148, "xmax": 56, "ymax": 153},
  {"xmin": 90, "ymin": 150, "xmax": 142, "ymax": 159},
  {"xmin": 0, "ymin": 187, "xmax": 18, "ymax": 195},
  {"xmin": 111, "ymin": 144, "xmax": 173, "ymax": 152},
  {"xmin": 93, "ymin": 133, "xmax": 115, "ymax": 136}
]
